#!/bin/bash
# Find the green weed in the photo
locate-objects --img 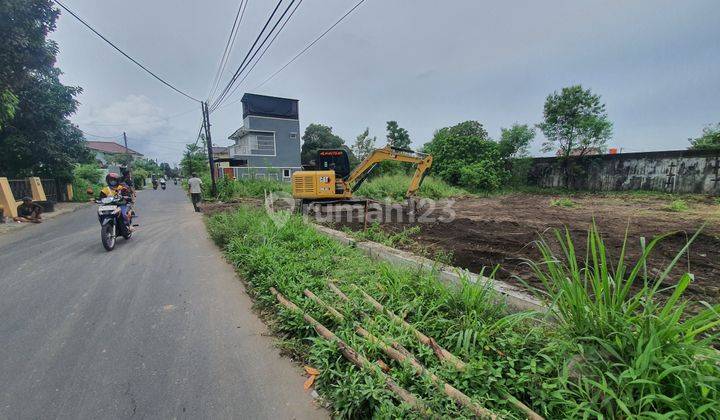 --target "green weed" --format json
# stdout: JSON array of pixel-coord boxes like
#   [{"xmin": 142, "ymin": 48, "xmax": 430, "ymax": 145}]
[
  {"xmin": 524, "ymin": 224, "xmax": 720, "ymax": 417},
  {"xmin": 350, "ymin": 222, "xmax": 421, "ymax": 247},
  {"xmin": 550, "ymin": 197, "xmax": 575, "ymax": 208},
  {"xmin": 667, "ymin": 199, "xmax": 689, "ymax": 212}
]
